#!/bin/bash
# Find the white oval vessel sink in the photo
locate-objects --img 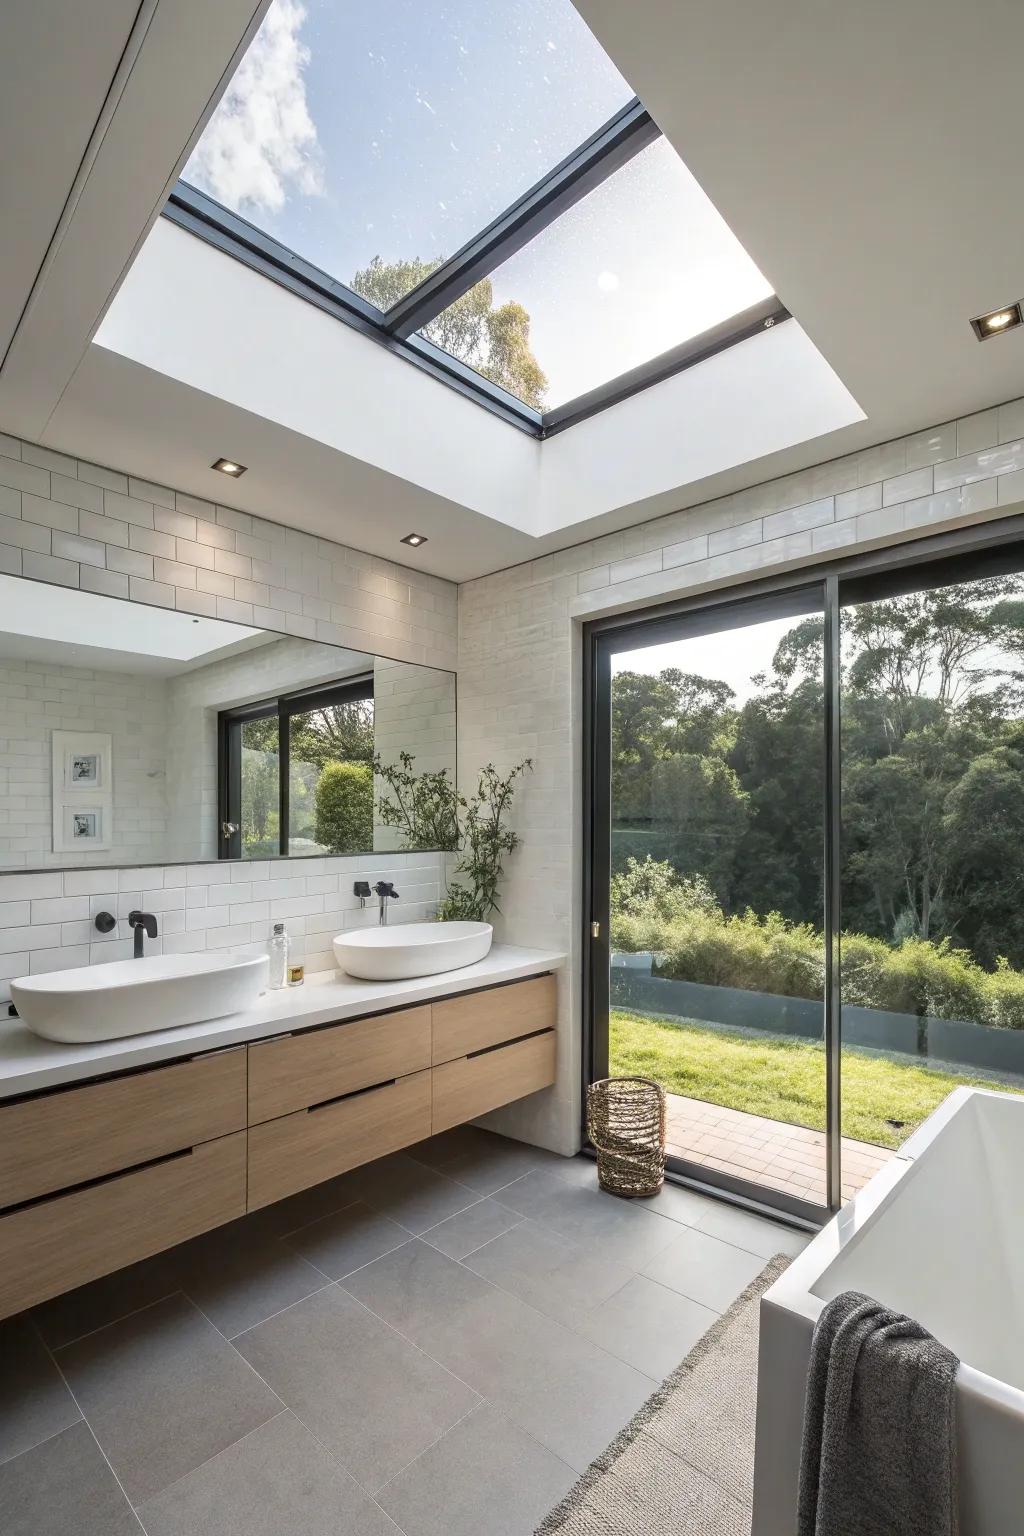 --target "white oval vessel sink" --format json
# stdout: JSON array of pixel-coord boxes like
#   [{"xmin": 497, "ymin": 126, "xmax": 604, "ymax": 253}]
[
  {"xmin": 11, "ymin": 953, "xmax": 267, "ymax": 1044},
  {"xmin": 333, "ymin": 921, "xmax": 493, "ymax": 981}
]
